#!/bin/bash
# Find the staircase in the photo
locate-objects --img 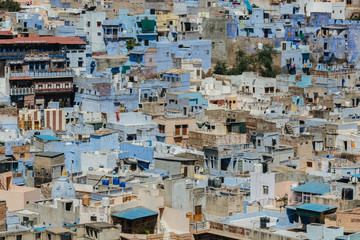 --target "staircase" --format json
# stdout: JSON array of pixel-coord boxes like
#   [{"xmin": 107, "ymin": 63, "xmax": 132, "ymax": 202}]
[{"xmin": 285, "ymin": 122, "xmax": 294, "ymax": 135}]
